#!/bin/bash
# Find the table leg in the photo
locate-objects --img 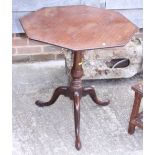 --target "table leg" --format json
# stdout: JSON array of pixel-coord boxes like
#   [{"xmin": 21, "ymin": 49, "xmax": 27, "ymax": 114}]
[
  {"xmin": 128, "ymin": 92, "xmax": 142, "ymax": 134},
  {"xmin": 35, "ymin": 86, "xmax": 70, "ymax": 107},
  {"xmin": 74, "ymin": 91, "xmax": 81, "ymax": 150},
  {"xmin": 83, "ymin": 87, "xmax": 110, "ymax": 106}
]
